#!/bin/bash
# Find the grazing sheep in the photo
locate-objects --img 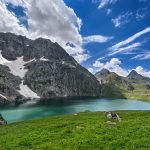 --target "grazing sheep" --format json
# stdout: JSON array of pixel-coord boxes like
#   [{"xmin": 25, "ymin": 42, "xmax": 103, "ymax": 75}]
[{"xmin": 106, "ymin": 111, "xmax": 121, "ymax": 122}]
